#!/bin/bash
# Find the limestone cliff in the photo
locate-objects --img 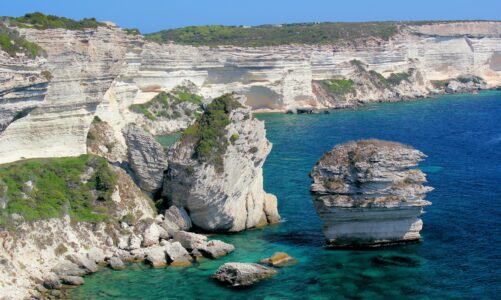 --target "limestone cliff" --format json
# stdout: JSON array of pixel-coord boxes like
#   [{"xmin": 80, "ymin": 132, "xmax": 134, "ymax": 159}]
[
  {"xmin": 162, "ymin": 94, "xmax": 280, "ymax": 232},
  {"xmin": 1, "ymin": 21, "xmax": 501, "ymax": 164},
  {"xmin": 310, "ymin": 139, "xmax": 432, "ymax": 248}
]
